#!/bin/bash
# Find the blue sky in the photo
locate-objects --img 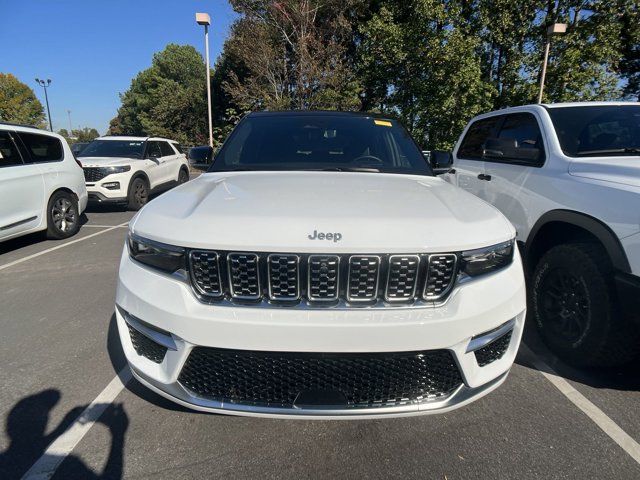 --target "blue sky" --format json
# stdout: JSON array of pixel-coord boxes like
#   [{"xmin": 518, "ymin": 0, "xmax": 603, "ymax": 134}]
[{"xmin": 2, "ymin": 0, "xmax": 237, "ymax": 133}]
